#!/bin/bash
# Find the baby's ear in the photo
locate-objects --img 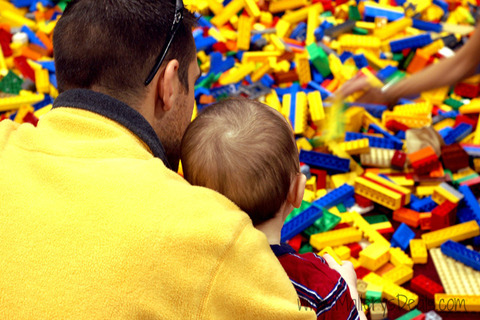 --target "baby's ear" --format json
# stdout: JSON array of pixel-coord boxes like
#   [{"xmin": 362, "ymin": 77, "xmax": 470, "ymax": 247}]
[{"xmin": 287, "ymin": 173, "xmax": 307, "ymax": 208}]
